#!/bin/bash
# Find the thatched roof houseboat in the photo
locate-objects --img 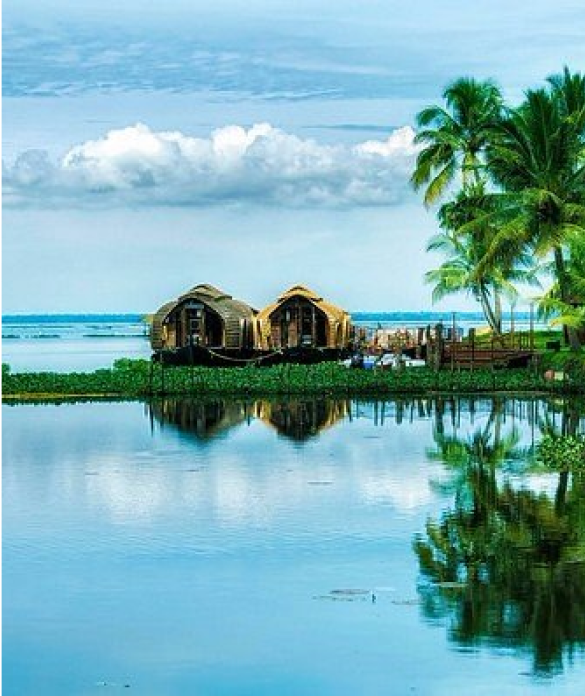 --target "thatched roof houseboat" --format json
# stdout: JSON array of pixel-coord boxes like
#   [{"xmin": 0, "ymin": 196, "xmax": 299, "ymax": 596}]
[
  {"xmin": 151, "ymin": 284, "xmax": 256, "ymax": 354},
  {"xmin": 255, "ymin": 285, "xmax": 352, "ymax": 351}
]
